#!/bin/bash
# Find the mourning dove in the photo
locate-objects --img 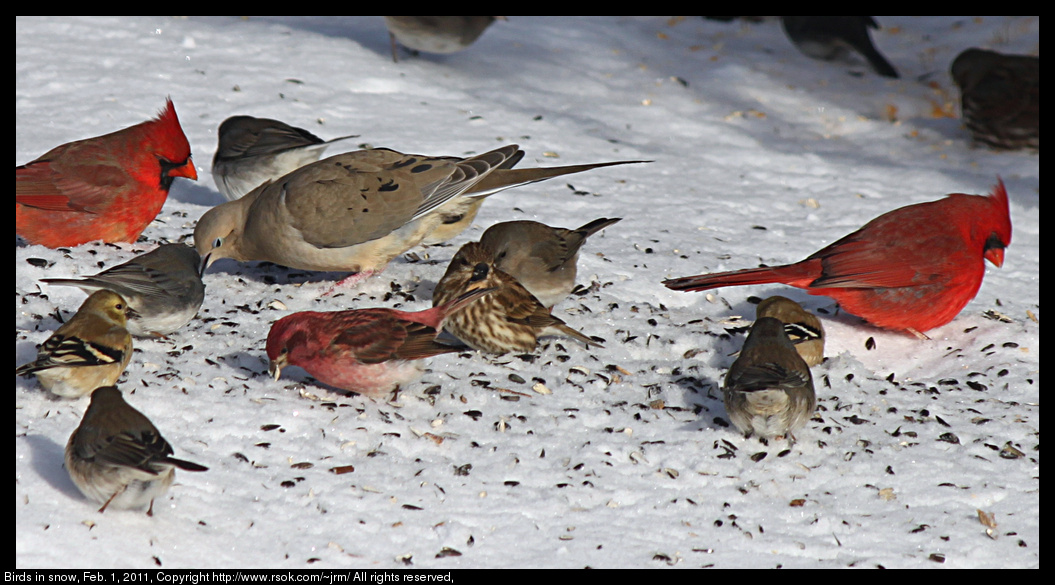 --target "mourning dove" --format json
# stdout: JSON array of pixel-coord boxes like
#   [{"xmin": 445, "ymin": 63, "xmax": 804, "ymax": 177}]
[
  {"xmin": 432, "ymin": 241, "xmax": 599, "ymax": 354},
  {"xmin": 212, "ymin": 115, "xmax": 359, "ymax": 201},
  {"xmin": 41, "ymin": 243, "xmax": 205, "ymax": 337},
  {"xmin": 65, "ymin": 386, "xmax": 207, "ymax": 515},
  {"xmin": 723, "ymin": 316, "xmax": 816, "ymax": 443},
  {"xmin": 755, "ymin": 295, "xmax": 825, "ymax": 367},
  {"xmin": 478, "ymin": 217, "xmax": 621, "ymax": 308},
  {"xmin": 195, "ymin": 144, "xmax": 644, "ymax": 290},
  {"xmin": 385, "ymin": 16, "xmax": 503, "ymax": 62},
  {"xmin": 16, "ymin": 290, "xmax": 133, "ymax": 398}
]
